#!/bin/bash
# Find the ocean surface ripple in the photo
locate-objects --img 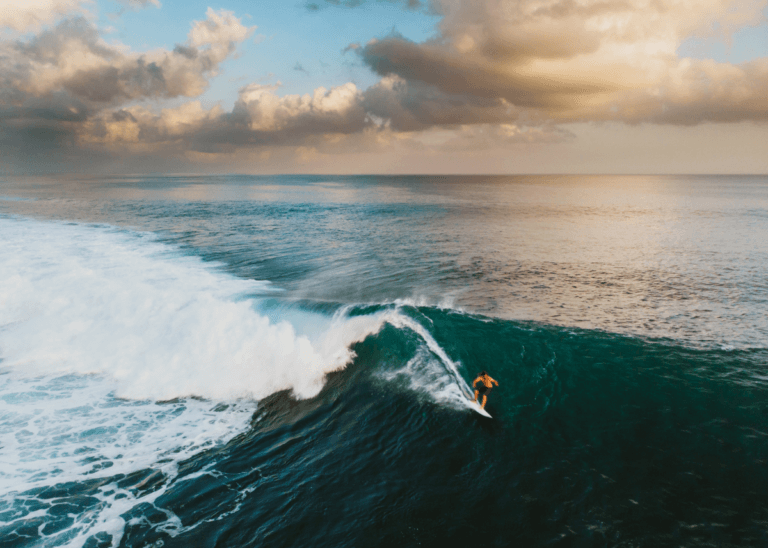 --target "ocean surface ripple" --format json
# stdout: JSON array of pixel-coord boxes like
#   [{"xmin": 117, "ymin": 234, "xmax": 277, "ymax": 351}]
[{"xmin": 2, "ymin": 174, "xmax": 768, "ymax": 547}]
